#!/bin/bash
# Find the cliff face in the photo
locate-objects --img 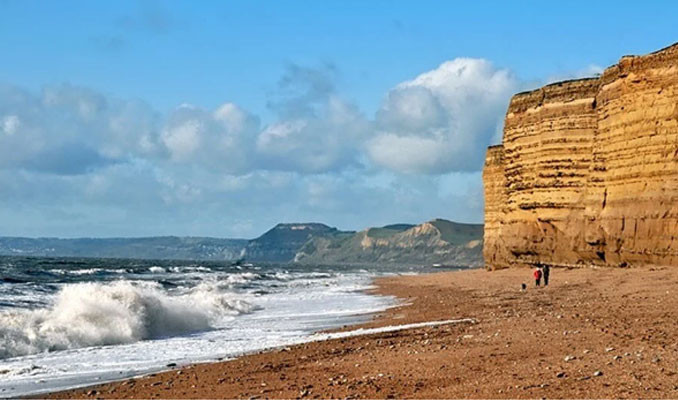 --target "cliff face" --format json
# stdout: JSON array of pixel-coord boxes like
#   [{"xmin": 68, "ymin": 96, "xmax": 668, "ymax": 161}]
[
  {"xmin": 484, "ymin": 43, "xmax": 678, "ymax": 269},
  {"xmin": 294, "ymin": 219, "xmax": 483, "ymax": 266},
  {"xmin": 482, "ymin": 146, "xmax": 507, "ymax": 268}
]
